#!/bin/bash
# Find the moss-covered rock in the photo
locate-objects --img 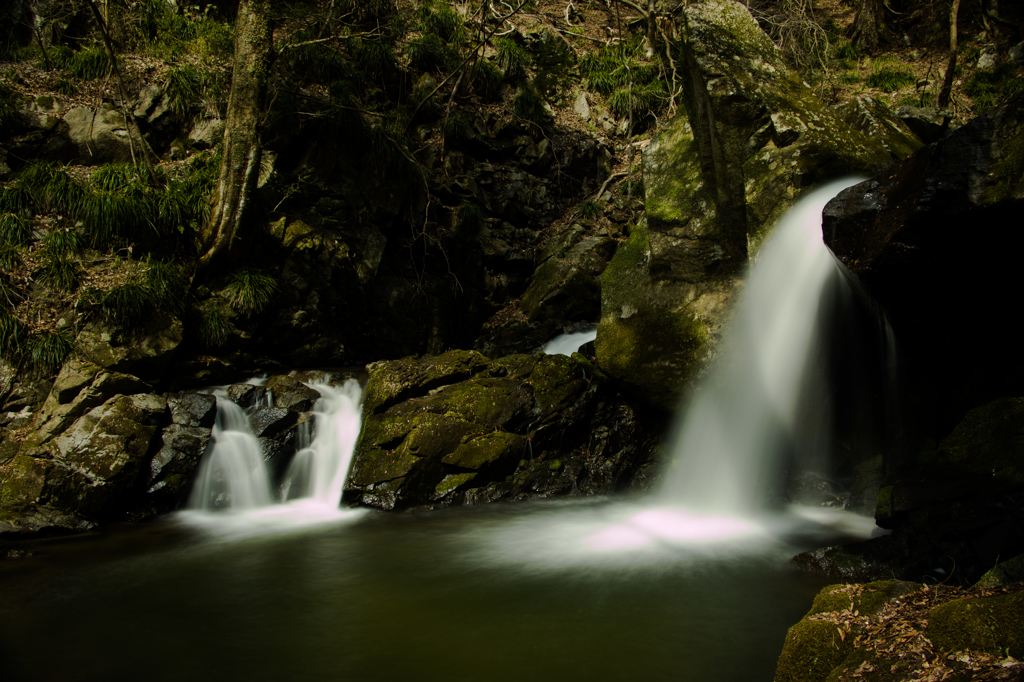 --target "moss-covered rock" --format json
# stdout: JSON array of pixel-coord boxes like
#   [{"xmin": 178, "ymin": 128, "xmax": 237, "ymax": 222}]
[
  {"xmin": 346, "ymin": 350, "xmax": 665, "ymax": 510},
  {"xmin": 929, "ymin": 591, "xmax": 1024, "ymax": 658}
]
